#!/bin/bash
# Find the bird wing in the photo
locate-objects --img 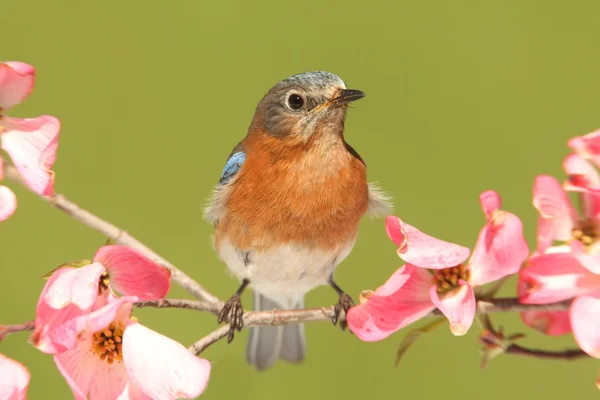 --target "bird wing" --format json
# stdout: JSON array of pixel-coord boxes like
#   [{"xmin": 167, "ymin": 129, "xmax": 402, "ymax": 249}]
[
  {"xmin": 219, "ymin": 149, "xmax": 246, "ymax": 185},
  {"xmin": 204, "ymin": 142, "xmax": 246, "ymax": 225}
]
